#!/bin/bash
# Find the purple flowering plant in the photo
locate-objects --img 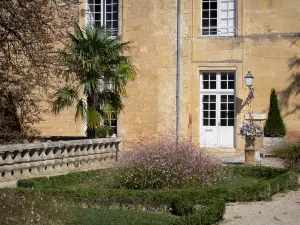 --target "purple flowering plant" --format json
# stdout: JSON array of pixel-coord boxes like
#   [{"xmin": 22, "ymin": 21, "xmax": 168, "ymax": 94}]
[
  {"xmin": 115, "ymin": 136, "xmax": 229, "ymax": 189},
  {"xmin": 240, "ymin": 120, "xmax": 263, "ymax": 139}
]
